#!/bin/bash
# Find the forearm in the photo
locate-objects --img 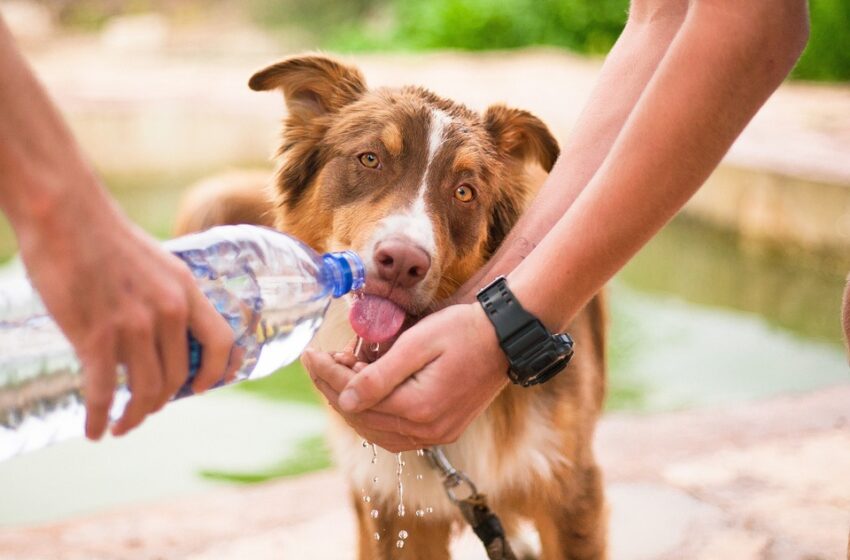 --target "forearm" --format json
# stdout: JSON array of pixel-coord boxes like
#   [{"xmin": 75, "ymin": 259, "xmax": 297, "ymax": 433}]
[
  {"xmin": 0, "ymin": 17, "xmax": 112, "ymax": 234},
  {"xmin": 457, "ymin": 1, "xmax": 689, "ymax": 300},
  {"xmin": 510, "ymin": 0, "xmax": 809, "ymax": 330}
]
